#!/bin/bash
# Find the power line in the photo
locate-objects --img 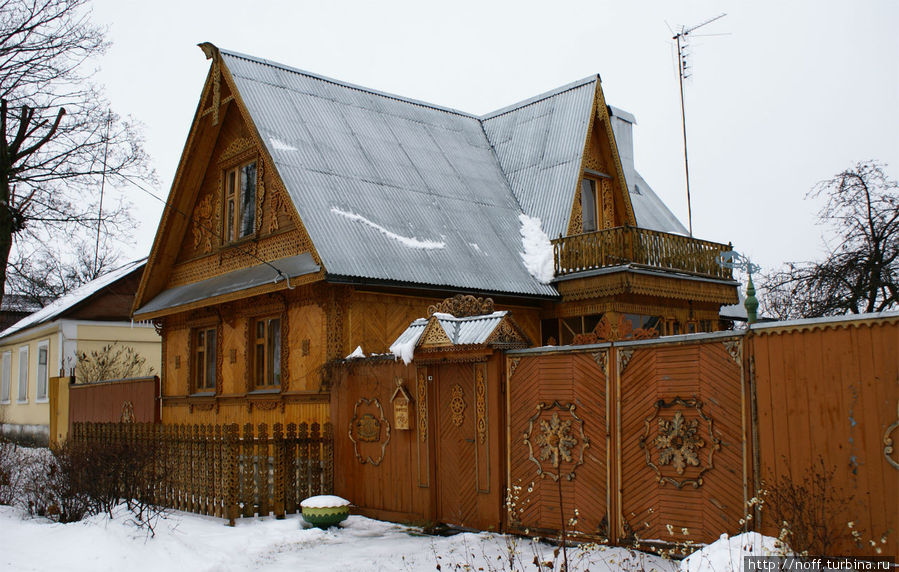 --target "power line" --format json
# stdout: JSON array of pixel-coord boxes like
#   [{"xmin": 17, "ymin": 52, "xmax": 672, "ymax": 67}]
[{"xmin": 115, "ymin": 172, "xmax": 296, "ymax": 288}]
